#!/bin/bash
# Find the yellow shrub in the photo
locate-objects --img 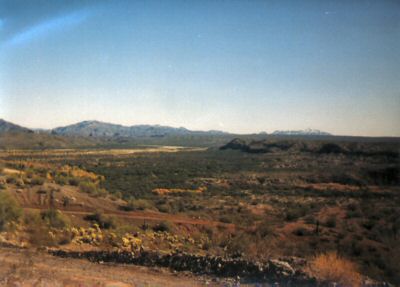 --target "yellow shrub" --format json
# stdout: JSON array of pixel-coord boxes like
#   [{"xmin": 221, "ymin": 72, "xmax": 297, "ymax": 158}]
[
  {"xmin": 70, "ymin": 227, "xmax": 79, "ymax": 237},
  {"xmin": 307, "ymin": 252, "xmax": 362, "ymax": 287},
  {"xmin": 60, "ymin": 165, "xmax": 101, "ymax": 182}
]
